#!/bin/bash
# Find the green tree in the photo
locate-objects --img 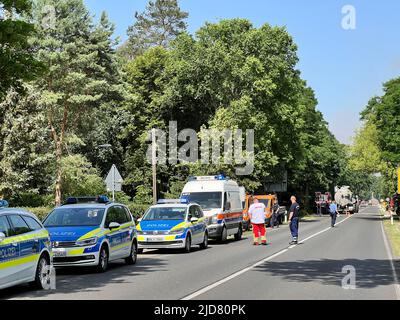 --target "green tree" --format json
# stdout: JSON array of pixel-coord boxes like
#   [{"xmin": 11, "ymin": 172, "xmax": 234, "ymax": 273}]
[
  {"xmin": 0, "ymin": 0, "xmax": 43, "ymax": 99},
  {"xmin": 120, "ymin": 0, "xmax": 188, "ymax": 59},
  {"xmin": 0, "ymin": 88, "xmax": 54, "ymax": 198},
  {"xmin": 60, "ymin": 154, "xmax": 105, "ymax": 197},
  {"xmin": 30, "ymin": 0, "xmax": 124, "ymax": 205}
]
